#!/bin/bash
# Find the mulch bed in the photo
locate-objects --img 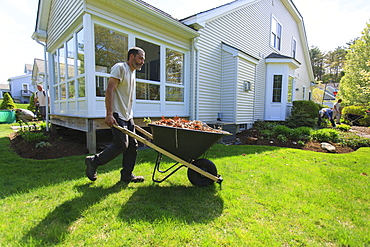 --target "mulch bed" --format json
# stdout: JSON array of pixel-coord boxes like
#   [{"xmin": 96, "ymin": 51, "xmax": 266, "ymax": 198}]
[{"xmin": 8, "ymin": 125, "xmax": 370, "ymax": 160}]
